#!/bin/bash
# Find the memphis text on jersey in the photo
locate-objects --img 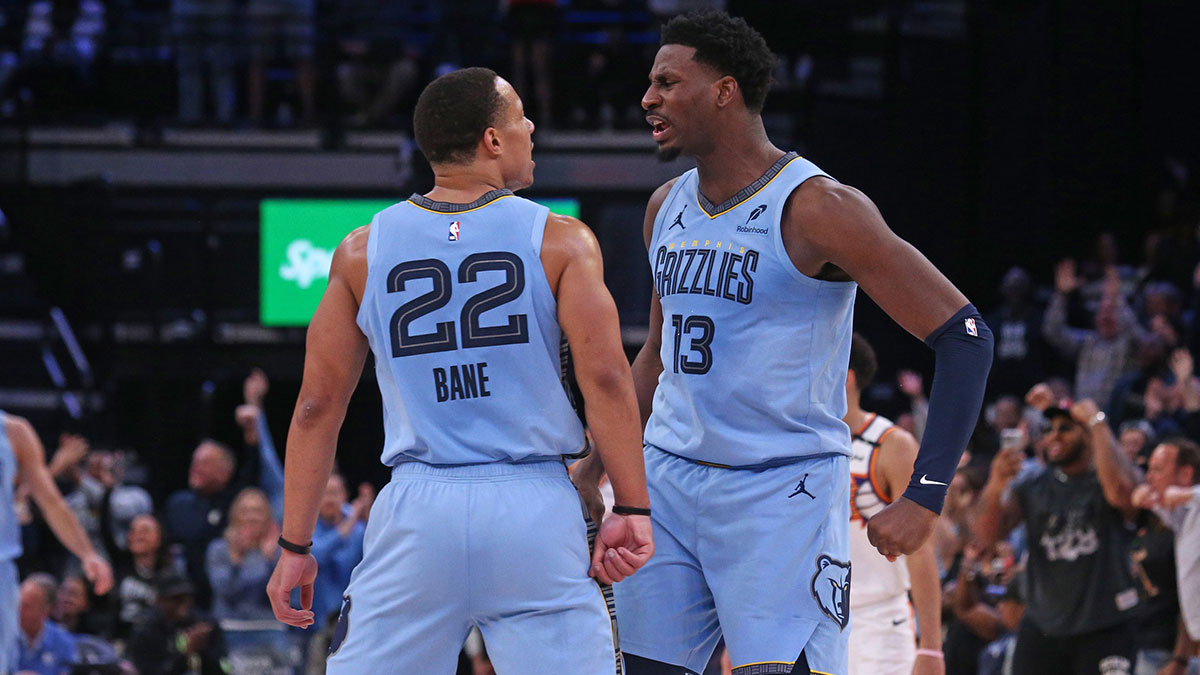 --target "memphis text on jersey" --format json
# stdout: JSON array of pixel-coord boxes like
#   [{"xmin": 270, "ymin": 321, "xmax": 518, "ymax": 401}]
[{"xmin": 652, "ymin": 242, "xmax": 758, "ymax": 304}]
